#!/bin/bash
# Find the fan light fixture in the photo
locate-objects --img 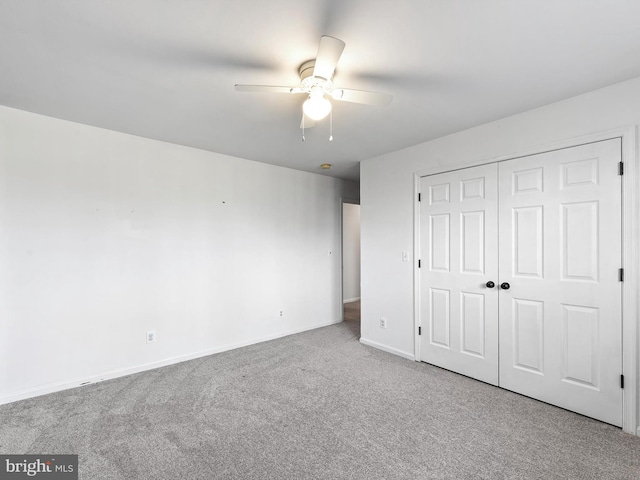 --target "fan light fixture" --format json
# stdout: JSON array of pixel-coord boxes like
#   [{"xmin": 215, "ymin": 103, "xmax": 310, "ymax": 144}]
[
  {"xmin": 235, "ymin": 36, "xmax": 392, "ymax": 142},
  {"xmin": 303, "ymin": 92, "xmax": 331, "ymax": 120}
]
